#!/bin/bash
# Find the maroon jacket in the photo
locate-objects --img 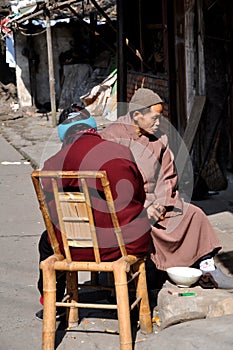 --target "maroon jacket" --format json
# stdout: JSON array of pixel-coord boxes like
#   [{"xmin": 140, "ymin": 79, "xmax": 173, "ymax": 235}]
[{"xmin": 41, "ymin": 132, "xmax": 151, "ymax": 261}]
